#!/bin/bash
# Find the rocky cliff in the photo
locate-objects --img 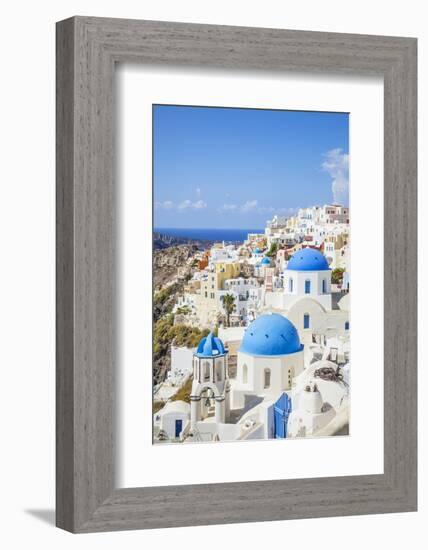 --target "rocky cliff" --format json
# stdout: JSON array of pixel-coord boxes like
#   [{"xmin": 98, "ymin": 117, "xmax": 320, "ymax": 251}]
[{"xmin": 153, "ymin": 244, "xmax": 198, "ymax": 289}]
